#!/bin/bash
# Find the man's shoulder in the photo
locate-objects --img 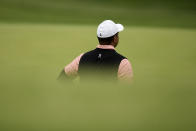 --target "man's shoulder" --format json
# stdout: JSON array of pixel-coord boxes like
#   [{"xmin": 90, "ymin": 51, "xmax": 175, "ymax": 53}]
[
  {"xmin": 83, "ymin": 48, "xmax": 97, "ymax": 55},
  {"xmin": 114, "ymin": 51, "xmax": 127, "ymax": 60}
]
